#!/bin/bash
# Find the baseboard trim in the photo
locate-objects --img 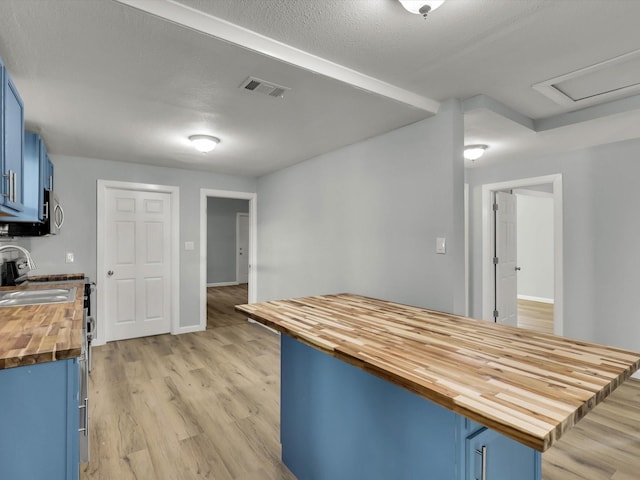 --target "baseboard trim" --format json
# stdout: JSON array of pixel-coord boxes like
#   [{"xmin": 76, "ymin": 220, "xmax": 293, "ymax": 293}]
[
  {"xmin": 175, "ymin": 324, "xmax": 205, "ymax": 335},
  {"xmin": 518, "ymin": 294, "xmax": 554, "ymax": 304},
  {"xmin": 207, "ymin": 281, "xmax": 239, "ymax": 287}
]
